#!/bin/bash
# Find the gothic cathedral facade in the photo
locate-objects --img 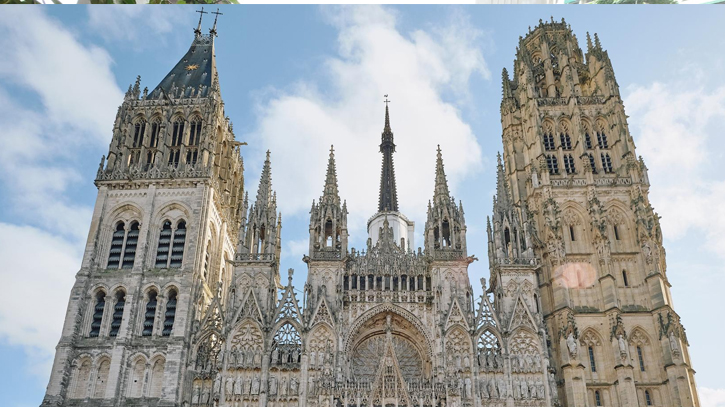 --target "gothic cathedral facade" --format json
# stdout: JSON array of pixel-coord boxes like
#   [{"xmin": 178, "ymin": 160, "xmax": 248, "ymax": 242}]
[{"xmin": 42, "ymin": 18, "xmax": 699, "ymax": 407}]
